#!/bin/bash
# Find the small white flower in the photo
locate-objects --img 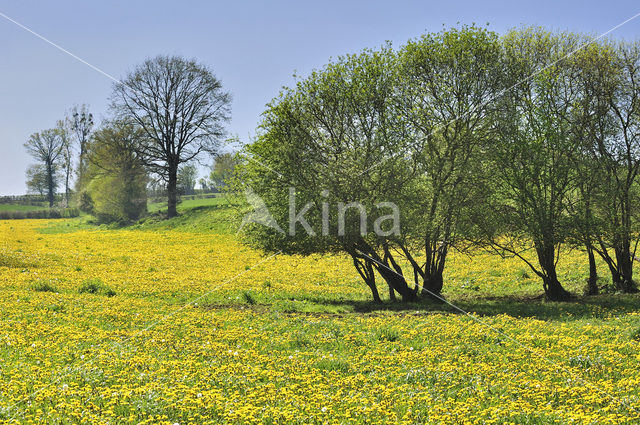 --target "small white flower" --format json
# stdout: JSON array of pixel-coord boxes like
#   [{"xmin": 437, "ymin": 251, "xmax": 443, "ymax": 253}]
[{"xmin": 321, "ymin": 406, "xmax": 328, "ymax": 413}]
